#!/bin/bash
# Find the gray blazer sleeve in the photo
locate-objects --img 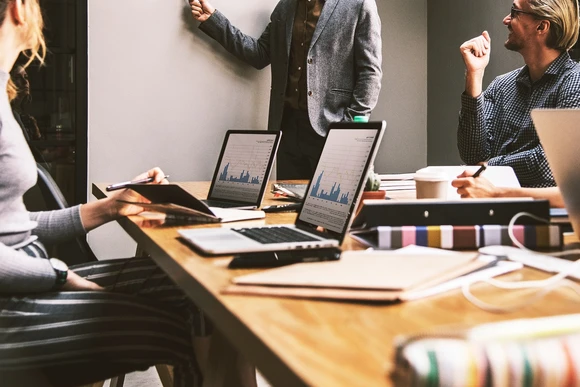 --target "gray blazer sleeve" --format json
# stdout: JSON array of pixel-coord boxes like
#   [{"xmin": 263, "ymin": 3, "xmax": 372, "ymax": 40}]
[
  {"xmin": 30, "ymin": 205, "xmax": 86, "ymax": 244},
  {"xmin": 199, "ymin": 10, "xmax": 272, "ymax": 70},
  {"xmin": 345, "ymin": 0, "xmax": 382, "ymax": 120}
]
